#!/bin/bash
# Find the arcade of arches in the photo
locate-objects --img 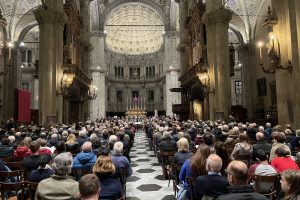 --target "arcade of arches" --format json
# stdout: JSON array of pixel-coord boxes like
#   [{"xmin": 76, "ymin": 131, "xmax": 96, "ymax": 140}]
[{"xmin": 0, "ymin": 0, "xmax": 299, "ymax": 129}]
